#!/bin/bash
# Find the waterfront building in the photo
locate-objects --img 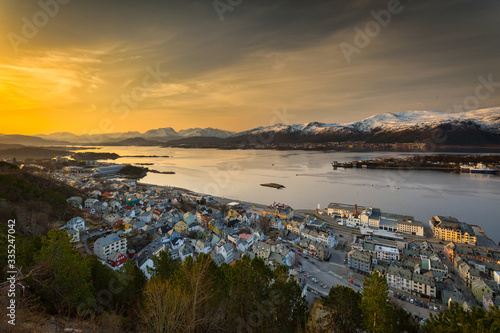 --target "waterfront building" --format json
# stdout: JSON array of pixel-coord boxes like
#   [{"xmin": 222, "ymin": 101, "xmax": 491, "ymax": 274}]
[{"xmin": 430, "ymin": 216, "xmax": 477, "ymax": 245}]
